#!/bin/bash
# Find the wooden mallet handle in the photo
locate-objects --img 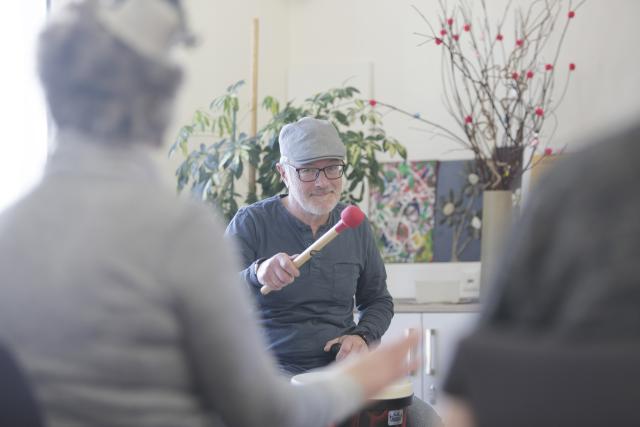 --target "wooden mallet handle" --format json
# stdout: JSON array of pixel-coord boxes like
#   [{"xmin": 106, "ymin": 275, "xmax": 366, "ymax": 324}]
[{"xmin": 260, "ymin": 205, "xmax": 365, "ymax": 295}]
